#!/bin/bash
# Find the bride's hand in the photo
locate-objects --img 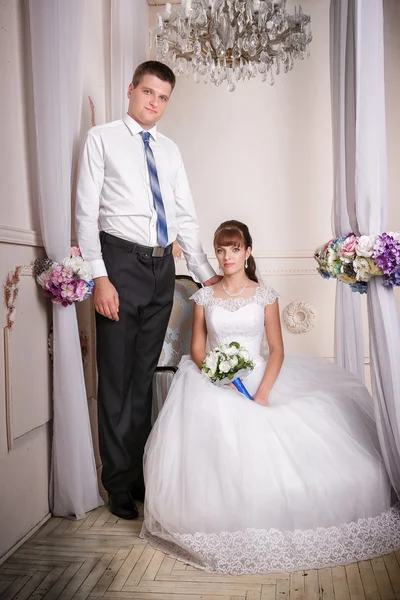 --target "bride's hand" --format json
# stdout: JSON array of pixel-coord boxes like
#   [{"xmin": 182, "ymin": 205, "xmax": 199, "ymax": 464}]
[{"xmin": 253, "ymin": 394, "xmax": 269, "ymax": 407}]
